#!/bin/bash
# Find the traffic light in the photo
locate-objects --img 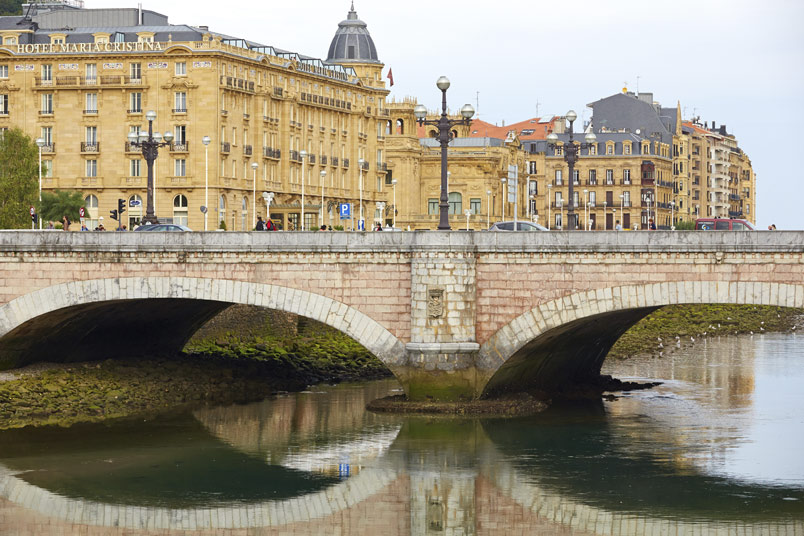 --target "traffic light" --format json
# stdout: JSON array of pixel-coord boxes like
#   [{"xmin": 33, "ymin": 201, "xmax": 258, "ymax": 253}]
[
  {"xmin": 117, "ymin": 198, "xmax": 126, "ymax": 217},
  {"xmin": 110, "ymin": 209, "xmax": 118, "ymax": 221}
]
